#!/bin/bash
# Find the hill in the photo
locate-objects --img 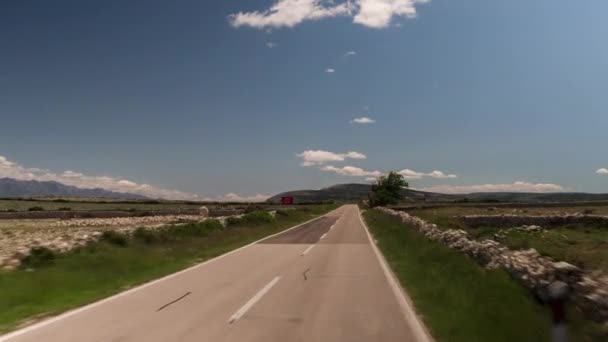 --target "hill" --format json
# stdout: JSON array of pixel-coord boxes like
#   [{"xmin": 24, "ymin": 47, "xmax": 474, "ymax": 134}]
[
  {"xmin": 267, "ymin": 183, "xmax": 608, "ymax": 204},
  {"xmin": 267, "ymin": 183, "xmax": 456, "ymax": 203},
  {"xmin": 0, "ymin": 178, "xmax": 147, "ymax": 199}
]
